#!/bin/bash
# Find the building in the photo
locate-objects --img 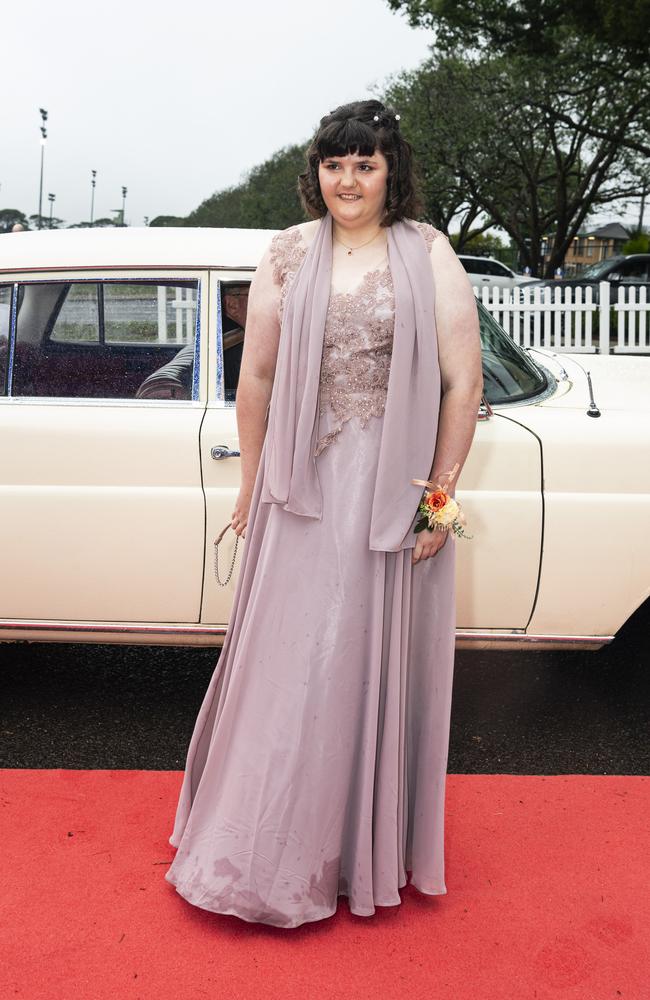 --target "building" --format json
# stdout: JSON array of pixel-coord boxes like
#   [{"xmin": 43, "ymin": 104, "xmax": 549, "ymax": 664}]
[{"xmin": 541, "ymin": 222, "xmax": 631, "ymax": 276}]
